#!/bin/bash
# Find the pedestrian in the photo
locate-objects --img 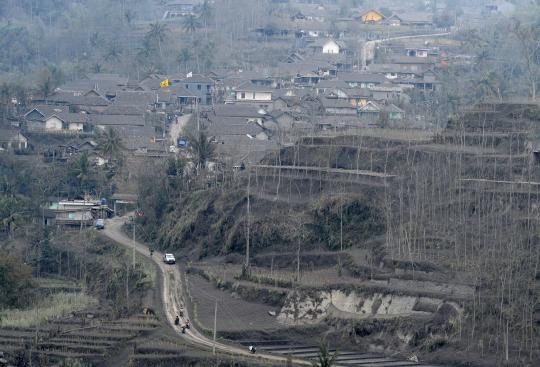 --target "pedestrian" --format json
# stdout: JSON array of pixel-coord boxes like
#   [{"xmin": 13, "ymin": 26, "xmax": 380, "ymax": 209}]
[{"xmin": 174, "ymin": 315, "xmax": 180, "ymax": 326}]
